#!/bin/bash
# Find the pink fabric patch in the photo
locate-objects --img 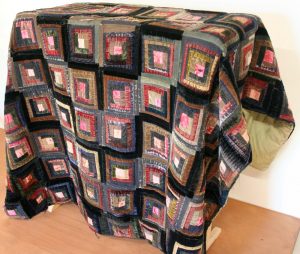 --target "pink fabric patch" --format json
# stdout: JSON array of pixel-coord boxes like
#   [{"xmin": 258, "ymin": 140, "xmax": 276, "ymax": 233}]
[
  {"xmin": 7, "ymin": 210, "xmax": 17, "ymax": 216},
  {"xmin": 36, "ymin": 195, "xmax": 44, "ymax": 204},
  {"xmin": 21, "ymin": 29, "xmax": 29, "ymax": 39},
  {"xmin": 82, "ymin": 157, "xmax": 89, "ymax": 168},
  {"xmin": 249, "ymin": 88, "xmax": 261, "ymax": 101},
  {"xmin": 87, "ymin": 217, "xmax": 93, "ymax": 226},
  {"xmin": 113, "ymin": 46, "xmax": 123, "ymax": 55},
  {"xmin": 5, "ymin": 114, "xmax": 13, "ymax": 125},
  {"xmin": 37, "ymin": 103, "xmax": 45, "ymax": 112},
  {"xmin": 153, "ymin": 137, "xmax": 162, "ymax": 149},
  {"xmin": 45, "ymin": 137, "xmax": 54, "ymax": 145},
  {"xmin": 80, "ymin": 120, "xmax": 87, "ymax": 131},
  {"xmin": 27, "ymin": 69, "xmax": 35, "ymax": 77},
  {"xmin": 113, "ymin": 128, "xmax": 122, "ymax": 139},
  {"xmin": 61, "ymin": 111, "xmax": 67, "ymax": 122},
  {"xmin": 118, "ymin": 197, "xmax": 126, "ymax": 207},
  {"xmin": 78, "ymin": 82, "xmax": 86, "ymax": 92},
  {"xmin": 55, "ymin": 192, "xmax": 64, "ymax": 199},
  {"xmin": 152, "ymin": 174, "xmax": 160, "ymax": 184},
  {"xmin": 155, "ymin": 97, "xmax": 161, "ymax": 107},
  {"xmin": 78, "ymin": 38, "xmax": 85, "ymax": 49},
  {"xmin": 23, "ymin": 175, "xmax": 32, "ymax": 184},
  {"xmin": 113, "ymin": 90, "xmax": 121, "ymax": 100},
  {"xmin": 174, "ymin": 156, "xmax": 180, "ymax": 168},
  {"xmin": 194, "ymin": 64, "xmax": 205, "ymax": 77},
  {"xmin": 153, "ymin": 50, "xmax": 164, "ymax": 65},
  {"xmin": 15, "ymin": 148, "xmax": 25, "ymax": 158},
  {"xmin": 180, "ymin": 113, "xmax": 189, "ymax": 128},
  {"xmin": 195, "ymin": 216, "xmax": 203, "ymax": 226},
  {"xmin": 47, "ymin": 36, "xmax": 54, "ymax": 46},
  {"xmin": 53, "ymin": 164, "xmax": 62, "ymax": 171},
  {"xmin": 263, "ymin": 49, "xmax": 274, "ymax": 64},
  {"xmin": 66, "ymin": 141, "xmax": 73, "ymax": 153},
  {"xmin": 152, "ymin": 206, "xmax": 160, "ymax": 216}
]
